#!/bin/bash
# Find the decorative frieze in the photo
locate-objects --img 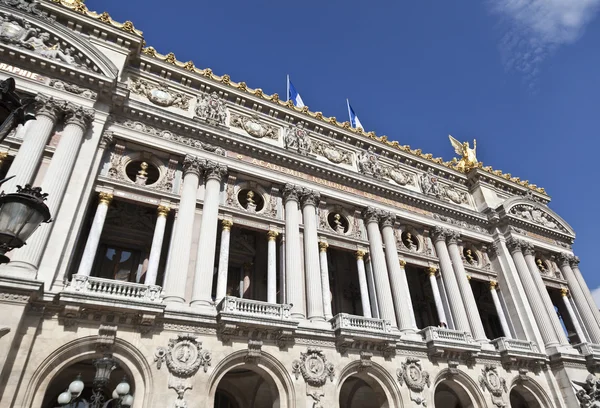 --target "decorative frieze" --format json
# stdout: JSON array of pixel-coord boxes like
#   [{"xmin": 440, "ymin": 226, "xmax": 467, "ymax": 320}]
[
  {"xmin": 357, "ymin": 150, "xmax": 385, "ymax": 179},
  {"xmin": 311, "ymin": 139, "xmax": 353, "ymax": 164},
  {"xmin": 194, "ymin": 91, "xmax": 227, "ymax": 126},
  {"xmin": 509, "ymin": 204, "xmax": 568, "ymax": 233},
  {"xmin": 50, "ymin": 79, "xmax": 97, "ymax": 100},
  {"xmin": 420, "ymin": 168, "xmax": 468, "ymax": 204},
  {"xmin": 284, "ymin": 122, "xmax": 311, "ymax": 156}
]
